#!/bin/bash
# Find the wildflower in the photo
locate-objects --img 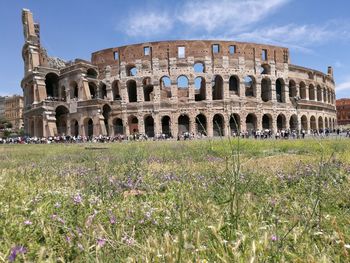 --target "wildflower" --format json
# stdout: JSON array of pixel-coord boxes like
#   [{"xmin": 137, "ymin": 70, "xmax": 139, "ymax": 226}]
[
  {"xmin": 271, "ymin": 235, "xmax": 278, "ymax": 242},
  {"xmin": 77, "ymin": 243, "xmax": 84, "ymax": 251},
  {"xmin": 24, "ymin": 220, "xmax": 32, "ymax": 225},
  {"xmin": 66, "ymin": 235, "xmax": 71, "ymax": 243},
  {"xmin": 54, "ymin": 202, "xmax": 61, "ymax": 208},
  {"xmin": 97, "ymin": 238, "xmax": 106, "ymax": 247},
  {"xmin": 73, "ymin": 193, "xmax": 82, "ymax": 204},
  {"xmin": 8, "ymin": 246, "xmax": 27, "ymax": 262},
  {"xmin": 122, "ymin": 235, "xmax": 135, "ymax": 246},
  {"xmin": 109, "ymin": 215, "xmax": 116, "ymax": 225}
]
